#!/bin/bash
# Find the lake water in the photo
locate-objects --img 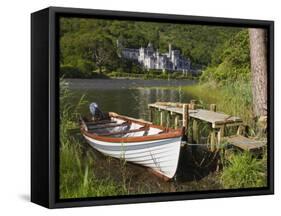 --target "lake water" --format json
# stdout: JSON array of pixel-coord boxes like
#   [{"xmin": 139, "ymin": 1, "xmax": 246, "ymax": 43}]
[
  {"xmin": 65, "ymin": 78, "xmax": 222, "ymax": 194},
  {"xmin": 65, "ymin": 78, "xmax": 197, "ymax": 120}
]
